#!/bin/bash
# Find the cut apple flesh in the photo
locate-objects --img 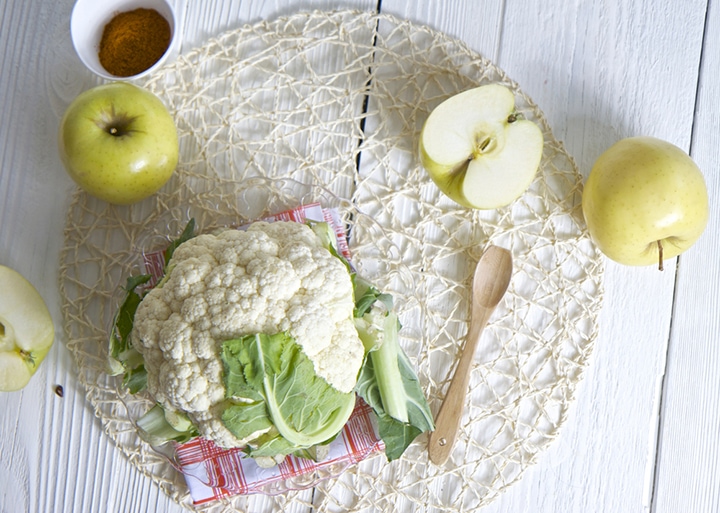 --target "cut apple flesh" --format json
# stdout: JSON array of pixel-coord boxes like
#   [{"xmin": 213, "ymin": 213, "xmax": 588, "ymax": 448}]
[
  {"xmin": 460, "ymin": 120, "xmax": 544, "ymax": 208},
  {"xmin": 0, "ymin": 352, "xmax": 32, "ymax": 391},
  {"xmin": 420, "ymin": 84, "xmax": 544, "ymax": 209},
  {"xmin": 0, "ymin": 265, "xmax": 54, "ymax": 392}
]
